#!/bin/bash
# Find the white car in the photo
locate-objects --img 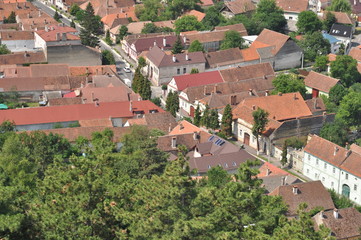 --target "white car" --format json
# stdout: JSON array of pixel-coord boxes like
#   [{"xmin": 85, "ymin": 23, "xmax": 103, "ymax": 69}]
[{"xmin": 123, "ymin": 66, "xmax": 131, "ymax": 73}]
